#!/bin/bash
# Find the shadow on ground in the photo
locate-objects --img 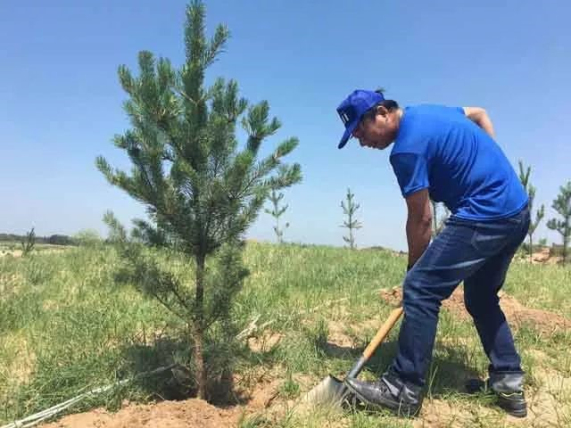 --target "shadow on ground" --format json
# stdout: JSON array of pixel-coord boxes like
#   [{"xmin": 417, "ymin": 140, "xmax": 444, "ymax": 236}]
[
  {"xmin": 118, "ymin": 336, "xmax": 252, "ymax": 407},
  {"xmin": 316, "ymin": 339, "xmax": 480, "ymax": 397}
]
